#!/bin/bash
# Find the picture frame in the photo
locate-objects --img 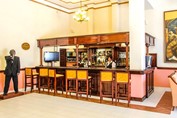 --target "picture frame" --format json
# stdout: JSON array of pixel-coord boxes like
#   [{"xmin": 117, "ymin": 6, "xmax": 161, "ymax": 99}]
[{"xmin": 164, "ymin": 10, "xmax": 177, "ymax": 62}]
